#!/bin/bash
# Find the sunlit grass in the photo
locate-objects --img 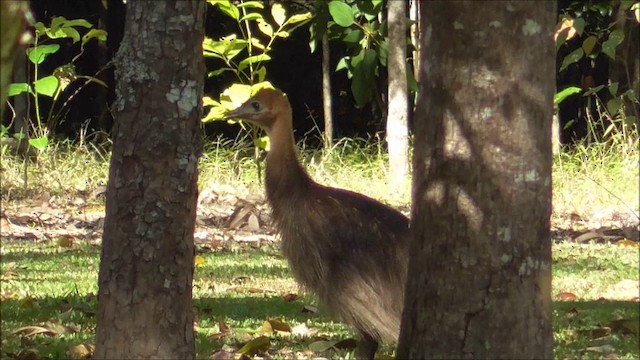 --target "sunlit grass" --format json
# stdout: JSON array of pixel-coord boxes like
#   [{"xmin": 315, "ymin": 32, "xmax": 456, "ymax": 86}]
[{"xmin": 1, "ymin": 239, "xmax": 638, "ymax": 359}]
